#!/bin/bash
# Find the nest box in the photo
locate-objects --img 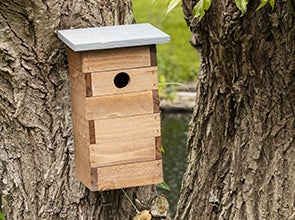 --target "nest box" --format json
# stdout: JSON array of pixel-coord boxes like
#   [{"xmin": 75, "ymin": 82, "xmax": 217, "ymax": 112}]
[{"xmin": 57, "ymin": 23, "xmax": 170, "ymax": 191}]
